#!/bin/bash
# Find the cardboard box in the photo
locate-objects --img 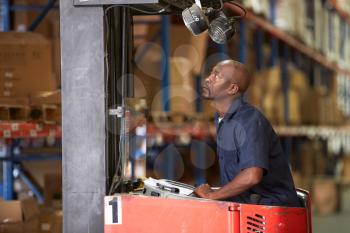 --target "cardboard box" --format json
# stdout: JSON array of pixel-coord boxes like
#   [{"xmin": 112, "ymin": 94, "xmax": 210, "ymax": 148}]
[
  {"xmin": 39, "ymin": 208, "xmax": 62, "ymax": 233},
  {"xmin": 246, "ymin": 71, "xmax": 265, "ymax": 110},
  {"xmin": 264, "ymin": 68, "xmax": 281, "ymax": 93},
  {"xmin": 0, "ymin": 198, "xmax": 40, "ymax": 233},
  {"xmin": 289, "ymin": 69, "xmax": 309, "ymax": 95},
  {"xmin": 300, "ymin": 143, "xmax": 315, "ymax": 178},
  {"xmin": 342, "ymin": 156, "xmax": 350, "ymax": 184},
  {"xmin": 169, "ymin": 57, "xmax": 195, "ymax": 114},
  {"xmin": 300, "ymin": 88, "xmax": 321, "ymax": 124},
  {"xmin": 287, "ymin": 89, "xmax": 302, "ymax": 125},
  {"xmin": 169, "ymin": 25, "xmax": 208, "ymax": 75},
  {"xmin": 133, "ymin": 39, "xmax": 161, "ymax": 111},
  {"xmin": 312, "ymin": 178, "xmax": 339, "ymax": 215},
  {"xmin": 0, "ymin": 97, "xmax": 29, "ymax": 106},
  {"xmin": 51, "ymin": 211, "xmax": 62, "ymax": 233},
  {"xmin": 0, "ymin": 32, "xmax": 56, "ymax": 97},
  {"xmin": 44, "ymin": 174, "xmax": 62, "ymax": 209},
  {"xmin": 52, "ymin": 39, "xmax": 61, "ymax": 88},
  {"xmin": 50, "ymin": 17, "xmax": 60, "ymax": 40},
  {"xmin": 262, "ymin": 91, "xmax": 284, "ymax": 125}
]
